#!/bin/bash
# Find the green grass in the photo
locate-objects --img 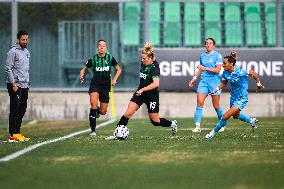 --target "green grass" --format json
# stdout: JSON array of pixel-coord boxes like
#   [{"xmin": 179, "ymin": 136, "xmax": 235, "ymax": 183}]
[
  {"xmin": 0, "ymin": 119, "xmax": 8, "ymax": 129},
  {"xmin": 0, "ymin": 117, "xmax": 283, "ymax": 189}
]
